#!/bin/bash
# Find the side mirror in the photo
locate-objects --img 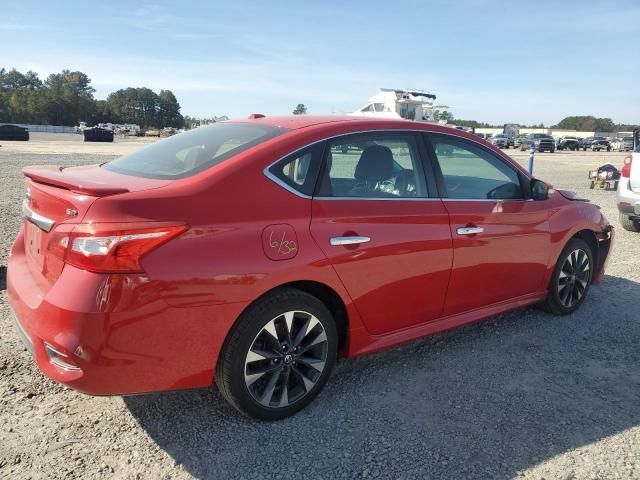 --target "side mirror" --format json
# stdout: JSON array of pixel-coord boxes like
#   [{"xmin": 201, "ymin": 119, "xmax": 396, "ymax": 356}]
[{"xmin": 531, "ymin": 179, "xmax": 549, "ymax": 200}]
